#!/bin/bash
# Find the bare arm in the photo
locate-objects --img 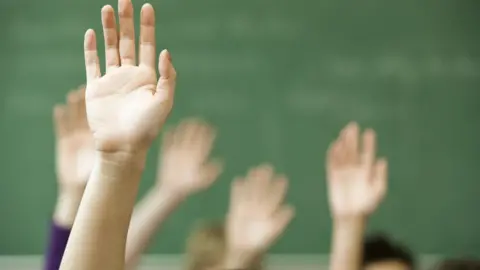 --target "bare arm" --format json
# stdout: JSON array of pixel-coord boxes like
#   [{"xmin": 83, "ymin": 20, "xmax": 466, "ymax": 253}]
[
  {"xmin": 125, "ymin": 119, "xmax": 222, "ymax": 270},
  {"xmin": 59, "ymin": 0, "xmax": 177, "ymax": 266},
  {"xmin": 53, "ymin": 191, "xmax": 84, "ymax": 228},
  {"xmin": 125, "ymin": 189, "xmax": 184, "ymax": 269},
  {"xmin": 45, "ymin": 87, "xmax": 93, "ymax": 270},
  {"xmin": 330, "ymin": 218, "xmax": 366, "ymax": 270},
  {"xmin": 60, "ymin": 152, "xmax": 145, "ymax": 270}
]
